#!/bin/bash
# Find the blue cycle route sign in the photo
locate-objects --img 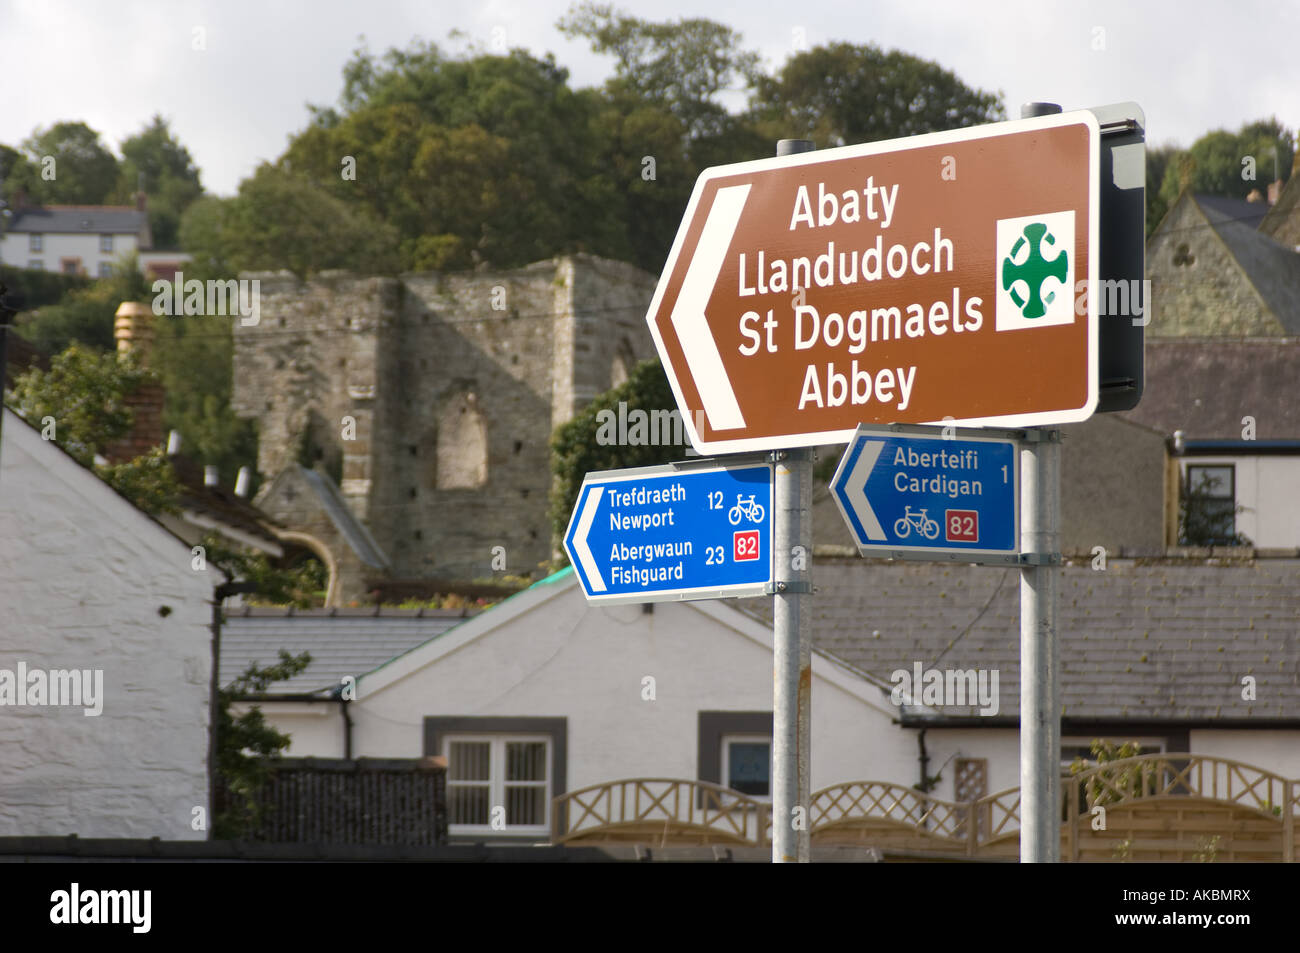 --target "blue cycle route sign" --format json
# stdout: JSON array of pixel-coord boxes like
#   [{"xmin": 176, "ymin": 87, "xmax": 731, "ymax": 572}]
[
  {"xmin": 830, "ymin": 424, "xmax": 1019, "ymax": 564},
  {"xmin": 564, "ymin": 461, "xmax": 773, "ymax": 604}
]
